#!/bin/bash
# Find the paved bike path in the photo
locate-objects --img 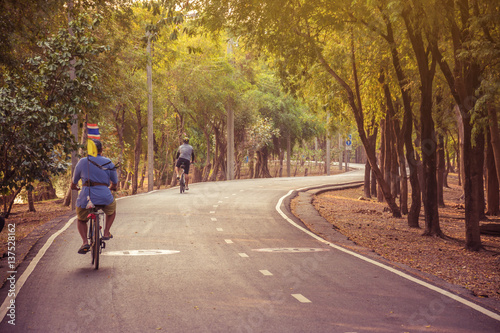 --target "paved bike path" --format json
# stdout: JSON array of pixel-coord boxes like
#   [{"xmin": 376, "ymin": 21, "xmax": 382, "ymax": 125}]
[{"xmin": 0, "ymin": 170, "xmax": 499, "ymax": 332}]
